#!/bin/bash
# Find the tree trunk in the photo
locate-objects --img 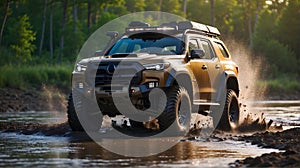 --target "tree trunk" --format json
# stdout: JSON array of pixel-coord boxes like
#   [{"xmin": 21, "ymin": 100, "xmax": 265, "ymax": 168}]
[
  {"xmin": 183, "ymin": 0, "xmax": 187, "ymax": 17},
  {"xmin": 253, "ymin": 0, "xmax": 262, "ymax": 38},
  {"xmin": 0, "ymin": 0, "xmax": 11, "ymax": 46},
  {"xmin": 210, "ymin": 0, "xmax": 215, "ymax": 26},
  {"xmin": 49, "ymin": 0, "xmax": 53, "ymax": 62},
  {"xmin": 73, "ymin": 0, "xmax": 77, "ymax": 33},
  {"xmin": 92, "ymin": 6, "xmax": 98, "ymax": 25},
  {"xmin": 39, "ymin": 0, "xmax": 47, "ymax": 56},
  {"xmin": 158, "ymin": 0, "xmax": 162, "ymax": 20},
  {"xmin": 60, "ymin": 0, "xmax": 68, "ymax": 61},
  {"xmin": 87, "ymin": 1, "xmax": 91, "ymax": 34},
  {"xmin": 248, "ymin": 15, "xmax": 253, "ymax": 48}
]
